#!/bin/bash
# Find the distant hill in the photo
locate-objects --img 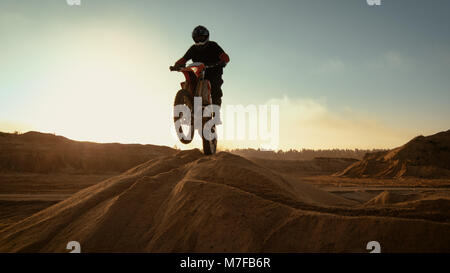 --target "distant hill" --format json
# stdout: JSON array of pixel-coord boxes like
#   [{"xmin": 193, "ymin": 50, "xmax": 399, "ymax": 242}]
[
  {"xmin": 230, "ymin": 148, "xmax": 385, "ymax": 161},
  {"xmin": 0, "ymin": 131, "xmax": 176, "ymax": 174},
  {"xmin": 249, "ymin": 157, "xmax": 359, "ymax": 176},
  {"xmin": 336, "ymin": 130, "xmax": 450, "ymax": 178}
]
